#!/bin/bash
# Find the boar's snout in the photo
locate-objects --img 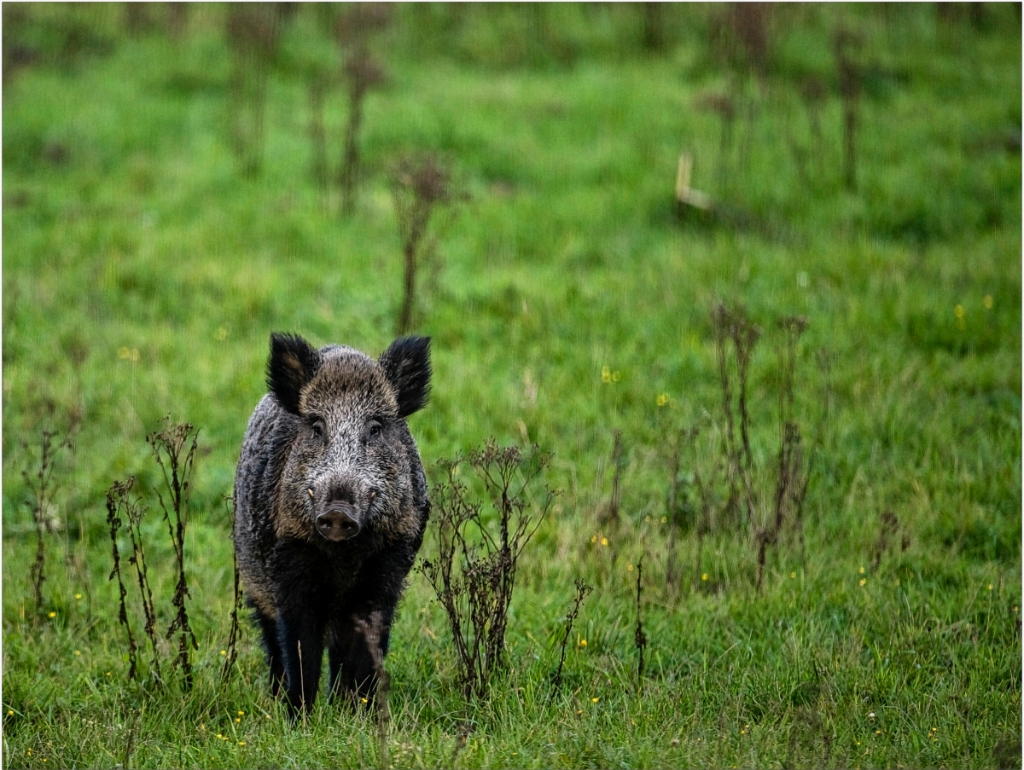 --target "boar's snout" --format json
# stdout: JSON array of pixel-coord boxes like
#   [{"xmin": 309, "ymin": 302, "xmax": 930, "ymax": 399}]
[{"xmin": 315, "ymin": 501, "xmax": 361, "ymax": 542}]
